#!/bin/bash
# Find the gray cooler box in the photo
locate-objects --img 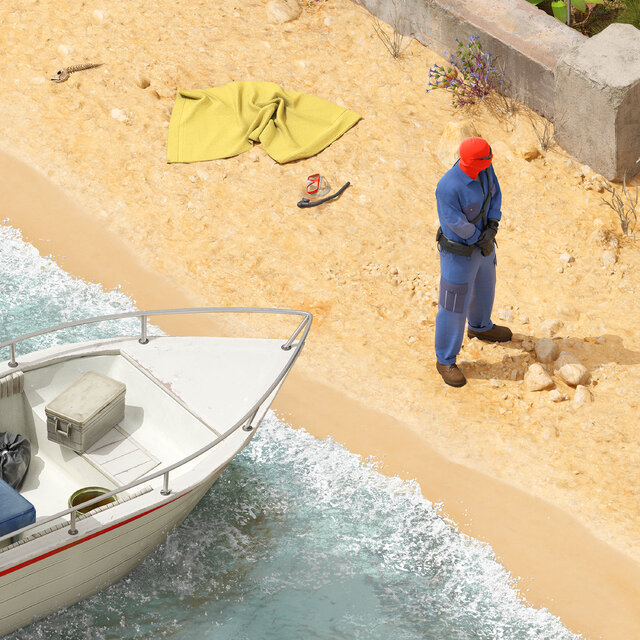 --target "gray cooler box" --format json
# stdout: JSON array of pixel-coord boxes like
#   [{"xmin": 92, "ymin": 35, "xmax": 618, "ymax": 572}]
[{"xmin": 45, "ymin": 371, "xmax": 126, "ymax": 453}]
